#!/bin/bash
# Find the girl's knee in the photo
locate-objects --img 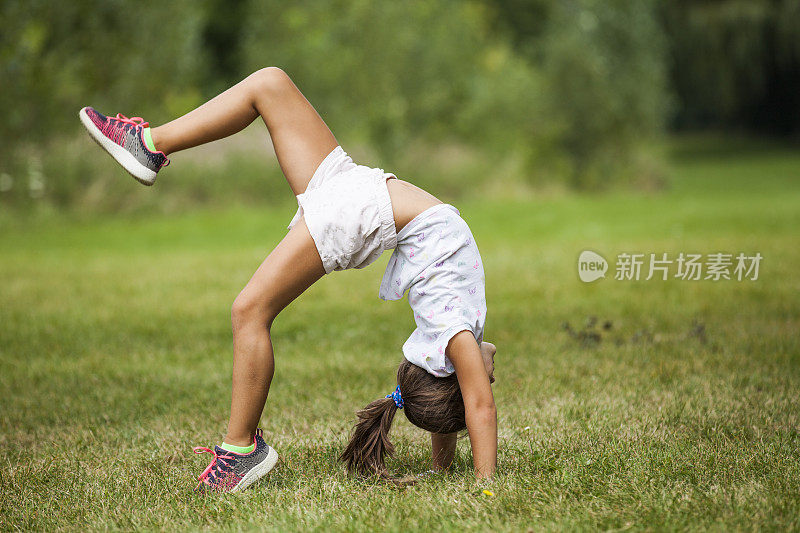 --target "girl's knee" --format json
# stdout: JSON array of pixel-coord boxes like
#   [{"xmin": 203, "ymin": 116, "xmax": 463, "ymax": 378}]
[
  {"xmin": 248, "ymin": 67, "xmax": 293, "ymax": 99},
  {"xmin": 231, "ymin": 292, "xmax": 278, "ymax": 331}
]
